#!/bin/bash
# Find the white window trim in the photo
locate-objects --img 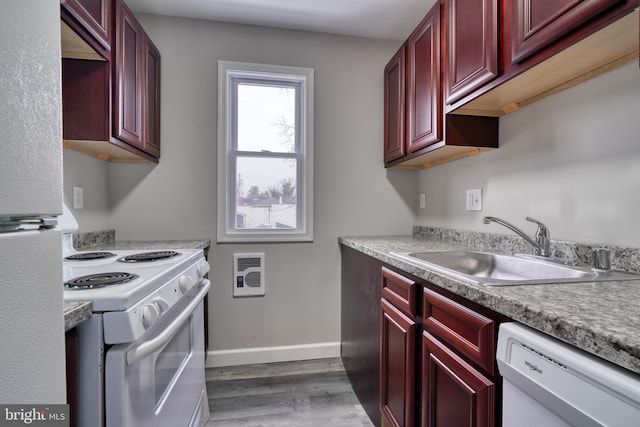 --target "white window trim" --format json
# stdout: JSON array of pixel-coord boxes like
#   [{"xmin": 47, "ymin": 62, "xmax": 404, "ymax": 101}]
[{"xmin": 217, "ymin": 61, "xmax": 314, "ymax": 243}]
